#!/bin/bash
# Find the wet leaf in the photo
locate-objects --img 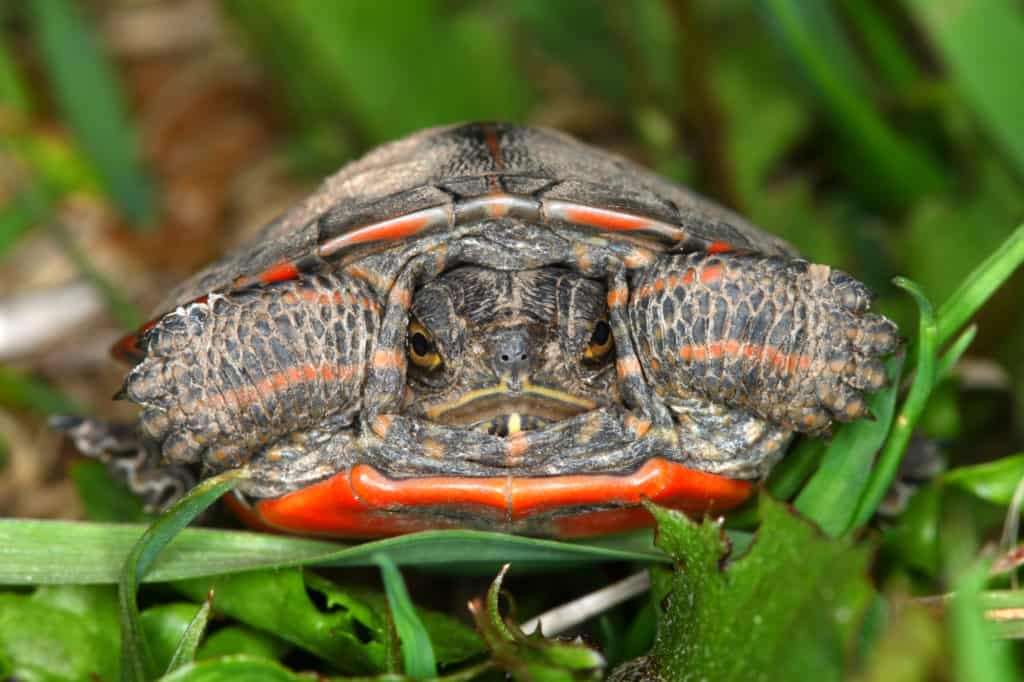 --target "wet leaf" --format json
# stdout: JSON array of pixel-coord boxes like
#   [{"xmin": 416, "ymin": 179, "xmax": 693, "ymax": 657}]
[{"xmin": 642, "ymin": 497, "xmax": 874, "ymax": 681}]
